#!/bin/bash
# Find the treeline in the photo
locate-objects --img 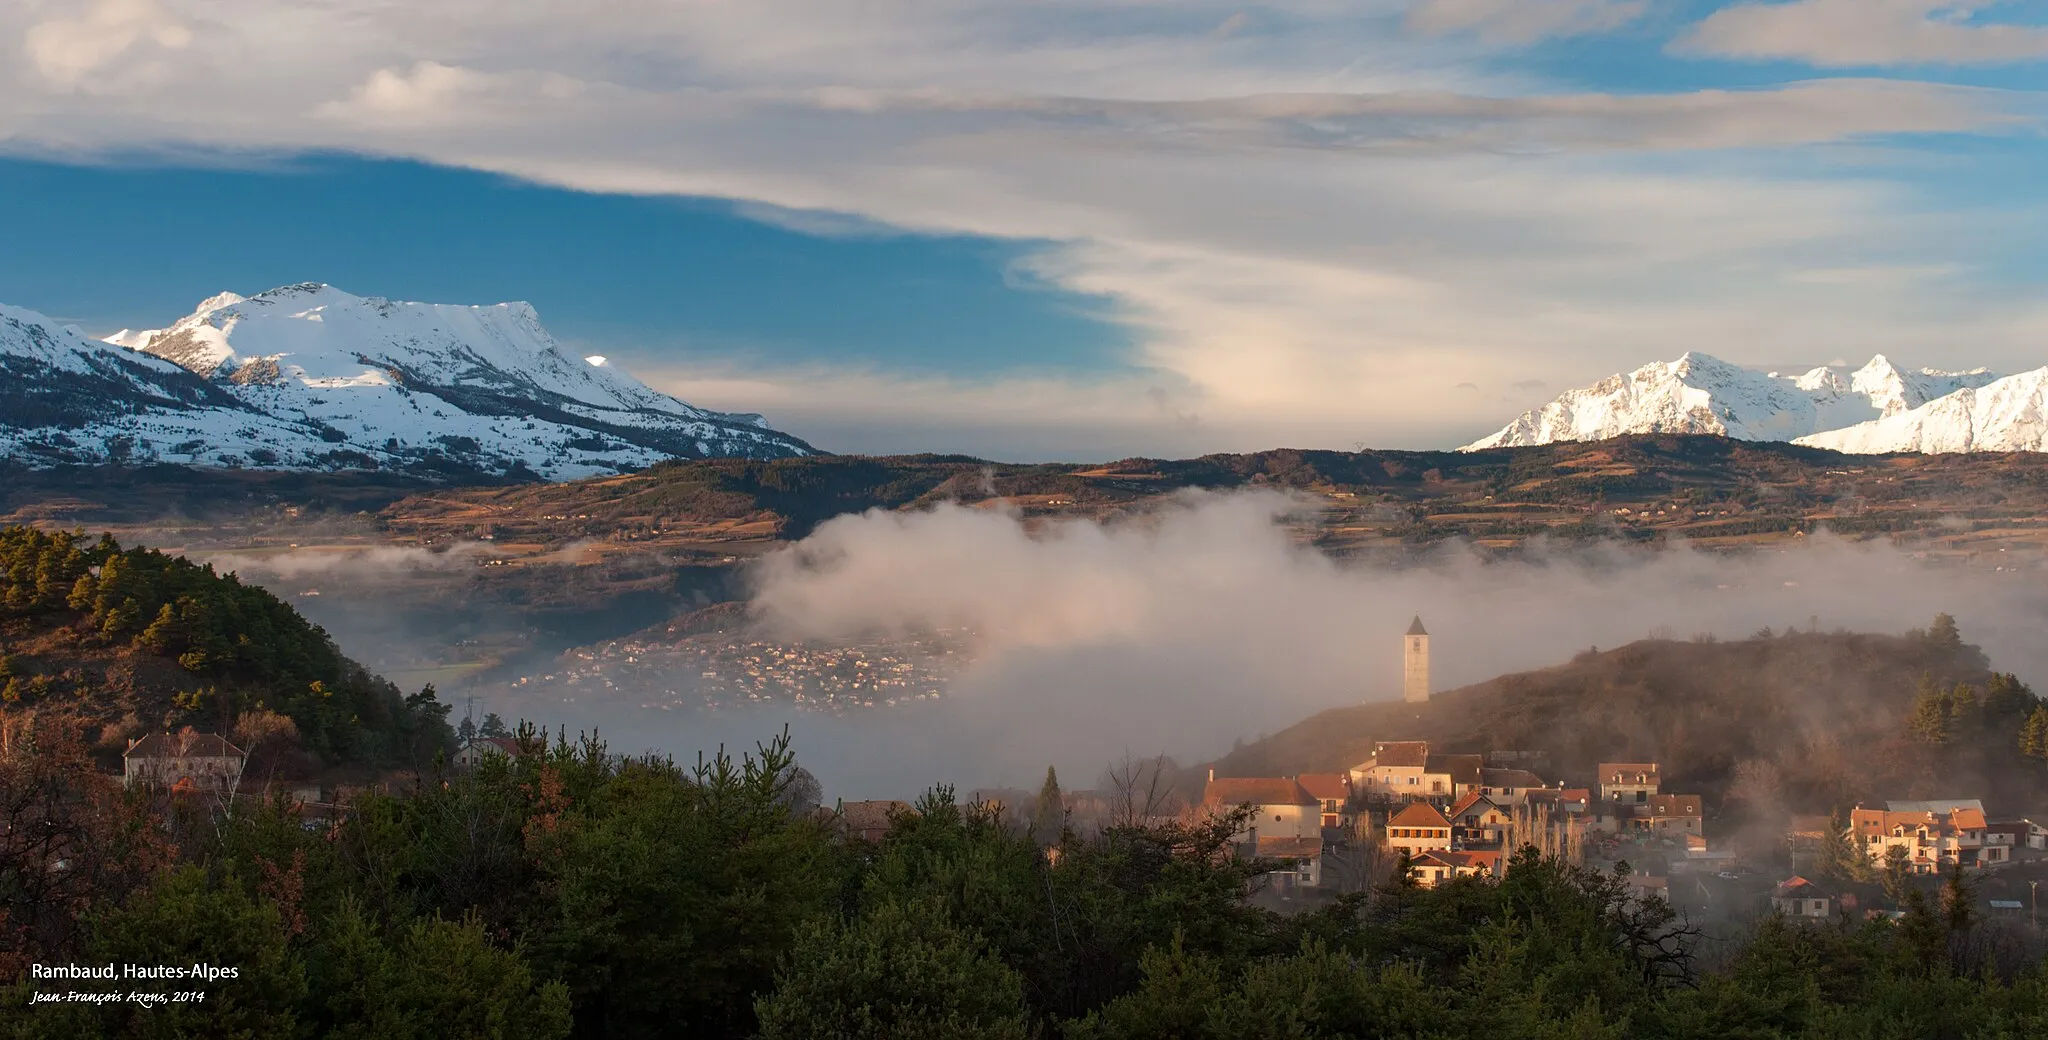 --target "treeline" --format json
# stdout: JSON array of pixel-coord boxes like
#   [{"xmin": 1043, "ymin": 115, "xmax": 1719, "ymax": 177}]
[
  {"xmin": 1901, "ymin": 617, "xmax": 2048, "ymax": 769},
  {"xmin": 5, "ymin": 720, "xmax": 2048, "ymax": 1039},
  {"xmin": 0, "ymin": 526, "xmax": 450, "ymax": 763}
]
